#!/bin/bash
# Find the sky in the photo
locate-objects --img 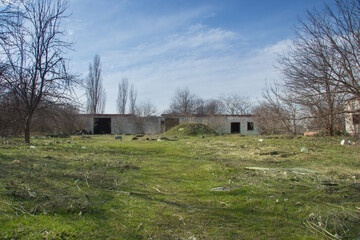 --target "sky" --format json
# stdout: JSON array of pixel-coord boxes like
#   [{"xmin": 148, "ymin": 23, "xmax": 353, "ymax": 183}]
[{"xmin": 66, "ymin": 0, "xmax": 331, "ymax": 114}]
